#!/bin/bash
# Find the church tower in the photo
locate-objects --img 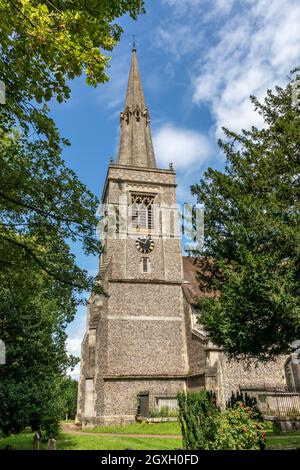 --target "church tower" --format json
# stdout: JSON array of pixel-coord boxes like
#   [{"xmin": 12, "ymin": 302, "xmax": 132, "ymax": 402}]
[
  {"xmin": 77, "ymin": 47, "xmax": 203, "ymax": 426},
  {"xmin": 77, "ymin": 47, "xmax": 292, "ymax": 426}
]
